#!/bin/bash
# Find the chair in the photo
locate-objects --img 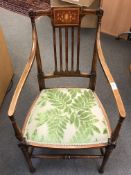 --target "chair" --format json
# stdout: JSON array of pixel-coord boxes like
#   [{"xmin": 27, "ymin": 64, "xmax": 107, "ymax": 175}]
[{"xmin": 8, "ymin": 3, "xmax": 126, "ymax": 174}]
